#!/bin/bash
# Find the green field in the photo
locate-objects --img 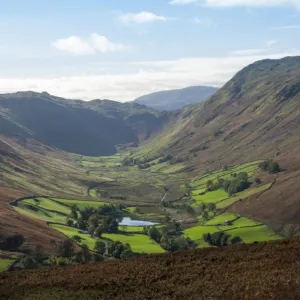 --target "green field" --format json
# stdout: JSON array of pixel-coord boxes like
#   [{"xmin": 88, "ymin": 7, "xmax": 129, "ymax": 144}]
[
  {"xmin": 184, "ymin": 225, "xmax": 220, "ymax": 246},
  {"xmin": 23, "ymin": 198, "xmax": 71, "ymax": 215},
  {"xmin": 0, "ymin": 259, "xmax": 13, "ymax": 272},
  {"xmin": 191, "ymin": 161, "xmax": 261, "ymax": 190},
  {"xmin": 232, "ymin": 217, "xmax": 262, "ymax": 227},
  {"xmin": 13, "ymin": 197, "xmax": 108, "ymax": 224},
  {"xmin": 119, "ymin": 226, "xmax": 145, "ymax": 233},
  {"xmin": 51, "ymin": 198, "xmax": 106, "ymax": 210},
  {"xmin": 50, "ymin": 224, "xmax": 99, "ymax": 250},
  {"xmin": 185, "ymin": 222, "xmax": 280, "ymax": 247},
  {"xmin": 11, "ymin": 154, "xmax": 279, "ymax": 254},
  {"xmin": 205, "ymin": 213, "xmax": 238, "ymax": 225},
  {"xmin": 14, "ymin": 205, "xmax": 67, "ymax": 223},
  {"xmin": 216, "ymin": 183, "xmax": 272, "ymax": 209},
  {"xmin": 102, "ymin": 233, "xmax": 165, "ymax": 253},
  {"xmin": 50, "ymin": 224, "xmax": 165, "ymax": 254},
  {"xmin": 192, "ymin": 189, "xmax": 229, "ymax": 204},
  {"xmin": 225, "ymin": 226, "xmax": 280, "ymax": 243}
]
